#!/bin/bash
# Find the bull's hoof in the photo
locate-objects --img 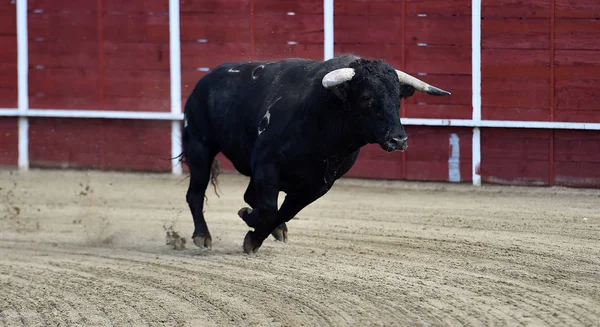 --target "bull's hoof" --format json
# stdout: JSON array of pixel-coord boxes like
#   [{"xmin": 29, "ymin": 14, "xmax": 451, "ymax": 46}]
[
  {"xmin": 238, "ymin": 207, "xmax": 258, "ymax": 228},
  {"xmin": 192, "ymin": 234, "xmax": 212, "ymax": 249},
  {"xmin": 238, "ymin": 207, "xmax": 253, "ymax": 219},
  {"xmin": 243, "ymin": 231, "xmax": 263, "ymax": 254},
  {"xmin": 271, "ymin": 223, "xmax": 288, "ymax": 242}
]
